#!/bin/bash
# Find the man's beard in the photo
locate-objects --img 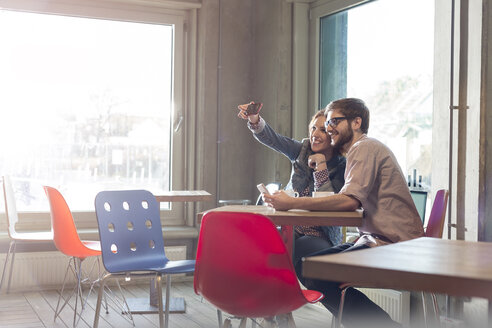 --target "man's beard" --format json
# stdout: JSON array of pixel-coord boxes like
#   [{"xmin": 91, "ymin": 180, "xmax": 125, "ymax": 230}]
[{"xmin": 333, "ymin": 125, "xmax": 354, "ymax": 153}]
